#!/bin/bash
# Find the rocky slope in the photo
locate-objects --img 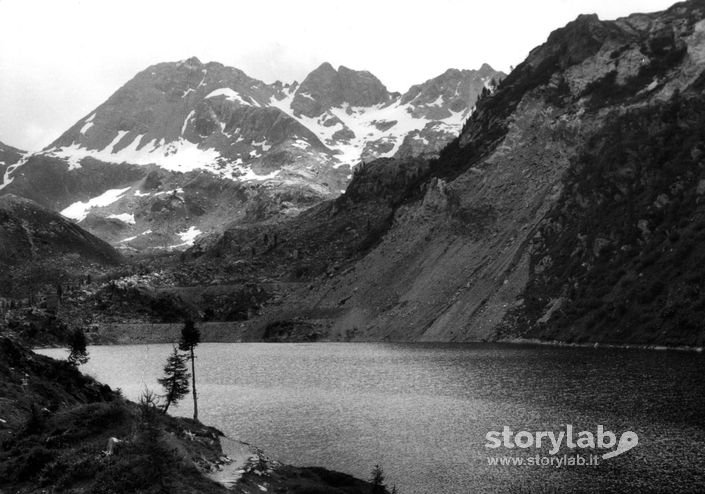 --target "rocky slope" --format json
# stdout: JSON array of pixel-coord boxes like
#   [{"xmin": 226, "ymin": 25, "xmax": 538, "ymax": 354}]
[
  {"xmin": 0, "ymin": 194, "xmax": 123, "ymax": 305},
  {"xmin": 0, "ymin": 194, "xmax": 121, "ymax": 266},
  {"xmin": 186, "ymin": 0, "xmax": 705, "ymax": 347},
  {"xmin": 0, "ymin": 60, "xmax": 502, "ymax": 251}
]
